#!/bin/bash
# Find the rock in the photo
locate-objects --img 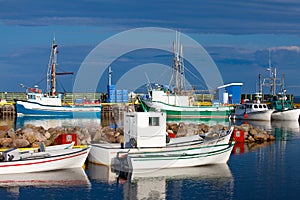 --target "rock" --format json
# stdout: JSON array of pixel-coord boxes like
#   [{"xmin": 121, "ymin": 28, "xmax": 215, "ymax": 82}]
[
  {"xmin": 35, "ymin": 132, "xmax": 47, "ymax": 142},
  {"xmin": 0, "ymin": 130, "xmax": 7, "ymax": 138},
  {"xmin": 116, "ymin": 135, "xmax": 124, "ymax": 143},
  {"xmin": 22, "ymin": 128, "xmax": 36, "ymax": 144},
  {"xmin": 44, "ymin": 131, "xmax": 51, "ymax": 139},
  {"xmin": 254, "ymin": 133, "xmax": 268, "ymax": 142},
  {"xmin": 240, "ymin": 124, "xmax": 251, "ymax": 132},
  {"xmin": 249, "ymin": 128, "xmax": 258, "ymax": 136},
  {"xmin": 169, "ymin": 123, "xmax": 179, "ymax": 134},
  {"xmin": 31, "ymin": 142, "xmax": 41, "ymax": 148},
  {"xmin": 247, "ymin": 135, "xmax": 255, "ymax": 142},
  {"xmin": 13, "ymin": 139, "xmax": 30, "ymax": 148},
  {"xmin": 7, "ymin": 128, "xmax": 17, "ymax": 140},
  {"xmin": 269, "ymin": 135, "xmax": 276, "ymax": 141},
  {"xmin": 92, "ymin": 130, "xmax": 103, "ymax": 142},
  {"xmin": 105, "ymin": 134, "xmax": 116, "ymax": 143},
  {"xmin": 0, "ymin": 138, "xmax": 13, "ymax": 147}
]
